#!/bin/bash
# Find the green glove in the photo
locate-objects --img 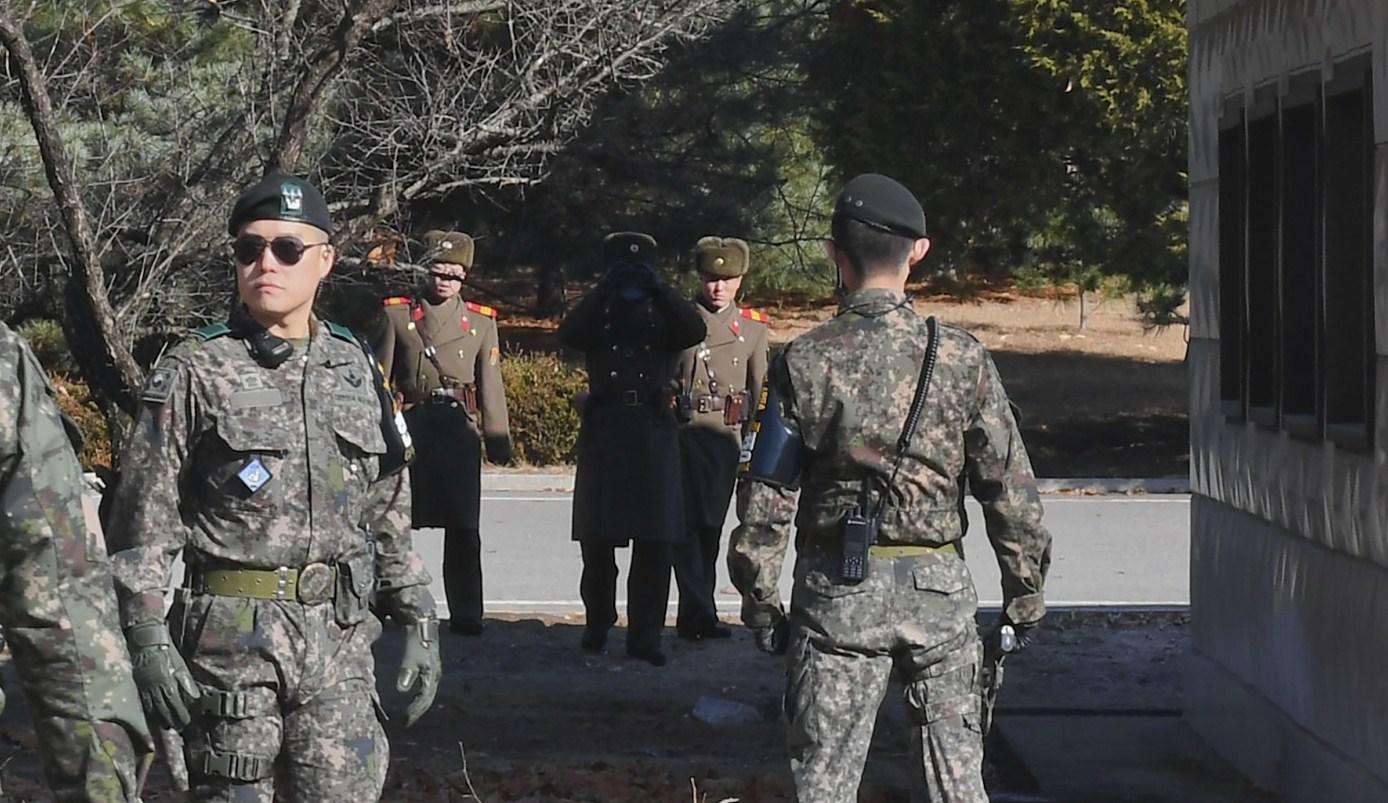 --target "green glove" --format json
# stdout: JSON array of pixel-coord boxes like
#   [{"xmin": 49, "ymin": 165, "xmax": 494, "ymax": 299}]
[
  {"xmin": 396, "ymin": 616, "xmax": 440, "ymax": 727},
  {"xmin": 126, "ymin": 621, "xmax": 201, "ymax": 732}
]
